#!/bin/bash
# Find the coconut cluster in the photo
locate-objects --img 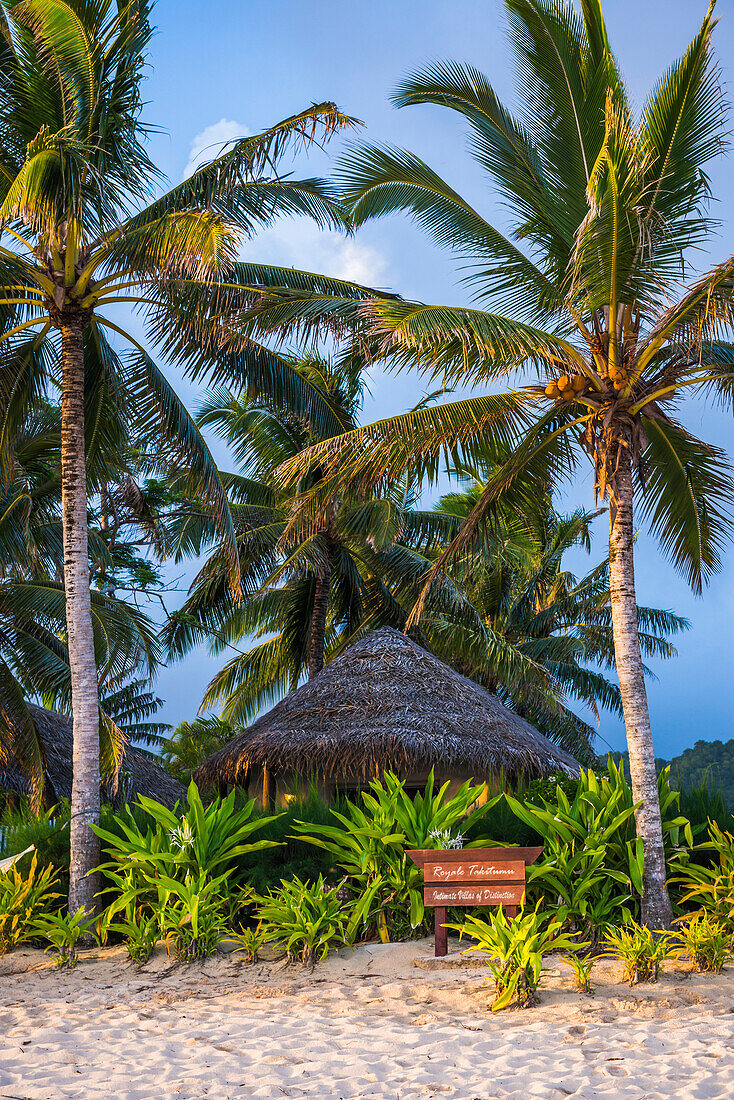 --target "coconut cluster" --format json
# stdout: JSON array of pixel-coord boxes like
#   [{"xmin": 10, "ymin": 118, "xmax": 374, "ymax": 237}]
[
  {"xmin": 606, "ymin": 365, "xmax": 628, "ymax": 391},
  {"xmin": 544, "ymin": 374, "xmax": 587, "ymax": 400}
]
